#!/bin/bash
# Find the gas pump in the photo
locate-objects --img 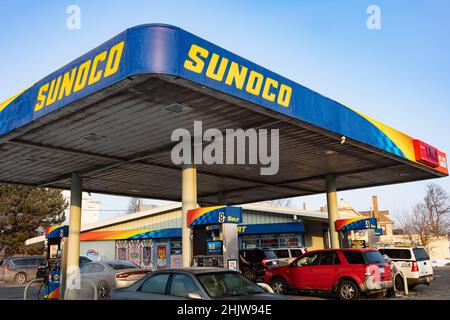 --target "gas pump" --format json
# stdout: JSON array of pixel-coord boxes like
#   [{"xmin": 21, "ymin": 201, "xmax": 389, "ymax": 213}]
[
  {"xmin": 40, "ymin": 226, "xmax": 68, "ymax": 299},
  {"xmin": 335, "ymin": 218, "xmax": 379, "ymax": 248},
  {"xmin": 189, "ymin": 206, "xmax": 242, "ymax": 271}
]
